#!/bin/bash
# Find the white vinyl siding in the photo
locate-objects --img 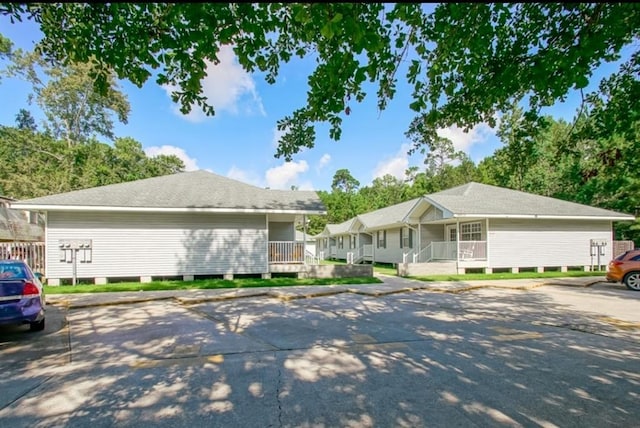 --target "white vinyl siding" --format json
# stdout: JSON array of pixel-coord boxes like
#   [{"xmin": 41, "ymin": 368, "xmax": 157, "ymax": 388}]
[
  {"xmin": 46, "ymin": 211, "xmax": 268, "ymax": 279},
  {"xmin": 488, "ymin": 219, "xmax": 612, "ymax": 268},
  {"xmin": 336, "ymin": 235, "xmax": 350, "ymax": 259},
  {"xmin": 419, "ymin": 224, "xmax": 443, "ymax": 249},
  {"xmin": 374, "ymin": 228, "xmax": 403, "ymax": 263}
]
